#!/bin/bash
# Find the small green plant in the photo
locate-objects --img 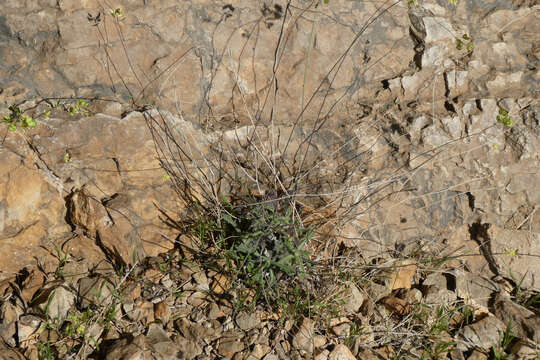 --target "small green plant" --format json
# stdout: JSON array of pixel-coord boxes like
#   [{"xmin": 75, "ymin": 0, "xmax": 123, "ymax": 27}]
[
  {"xmin": 64, "ymin": 310, "xmax": 94, "ymax": 338},
  {"xmin": 461, "ymin": 305, "xmax": 474, "ymax": 326},
  {"xmin": 456, "ymin": 34, "xmax": 474, "ymax": 52},
  {"xmin": 37, "ymin": 342, "xmax": 55, "ymax": 360},
  {"xmin": 226, "ymin": 203, "xmax": 311, "ymax": 297},
  {"xmin": 35, "ymin": 277, "xmax": 125, "ymax": 357},
  {"xmin": 158, "ymin": 261, "xmax": 170, "ymax": 274},
  {"xmin": 507, "ymin": 269, "xmax": 540, "ymax": 310},
  {"xmin": 509, "ymin": 269, "xmax": 527, "ymax": 301},
  {"xmin": 409, "ymin": 302, "xmax": 475, "ymax": 359},
  {"xmin": 492, "ymin": 320, "xmax": 516, "ymax": 360},
  {"xmin": 344, "ymin": 322, "xmax": 363, "ymax": 347},
  {"xmin": 420, "ymin": 341, "xmax": 457, "ymax": 360},
  {"xmin": 64, "ymin": 151, "xmax": 72, "ymax": 163},
  {"xmin": 194, "ymin": 197, "xmax": 313, "ymax": 309},
  {"xmin": 389, "ymin": 353, "xmax": 406, "ymax": 360},
  {"xmin": 525, "ymin": 292, "xmax": 540, "ymax": 310},
  {"xmin": 429, "ymin": 305, "xmax": 452, "ymax": 335},
  {"xmin": 68, "ymin": 99, "xmax": 90, "ymax": 117},
  {"xmin": 417, "ymin": 305, "xmax": 458, "ymax": 359},
  {"xmin": 52, "ymin": 245, "xmax": 69, "ymax": 279},
  {"xmin": 102, "ymin": 303, "xmax": 119, "ymax": 328},
  {"xmin": 109, "ymin": 8, "xmax": 125, "ymax": 20},
  {"xmin": 2, "ymin": 105, "xmax": 37, "ymax": 131},
  {"xmin": 496, "ymin": 107, "xmax": 513, "ymax": 127}
]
